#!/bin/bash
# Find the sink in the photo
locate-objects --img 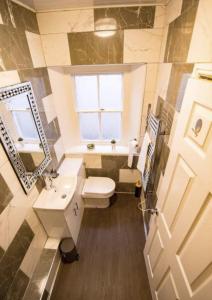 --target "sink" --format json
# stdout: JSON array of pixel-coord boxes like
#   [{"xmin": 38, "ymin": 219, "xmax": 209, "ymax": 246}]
[{"xmin": 33, "ymin": 175, "xmax": 77, "ymax": 210}]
